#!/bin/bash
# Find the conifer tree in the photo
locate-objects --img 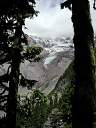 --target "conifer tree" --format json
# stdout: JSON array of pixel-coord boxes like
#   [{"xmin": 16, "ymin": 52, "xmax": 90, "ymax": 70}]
[{"xmin": 0, "ymin": 1, "xmax": 37, "ymax": 128}]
